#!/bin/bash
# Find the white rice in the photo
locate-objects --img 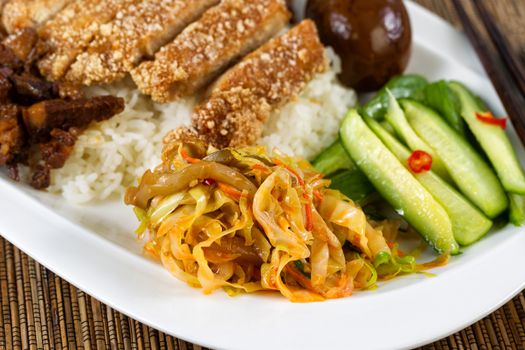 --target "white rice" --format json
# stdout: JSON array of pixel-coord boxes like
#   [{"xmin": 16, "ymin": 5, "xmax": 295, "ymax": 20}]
[
  {"xmin": 49, "ymin": 48, "xmax": 356, "ymax": 203},
  {"xmin": 260, "ymin": 48, "xmax": 355, "ymax": 159}
]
